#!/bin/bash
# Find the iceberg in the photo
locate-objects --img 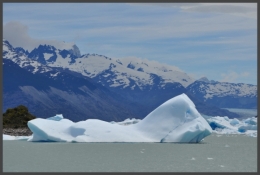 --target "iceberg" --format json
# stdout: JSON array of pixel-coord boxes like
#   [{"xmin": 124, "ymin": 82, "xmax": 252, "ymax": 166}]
[
  {"xmin": 206, "ymin": 116, "xmax": 257, "ymax": 137},
  {"xmin": 4, "ymin": 94, "xmax": 213, "ymax": 143},
  {"xmin": 46, "ymin": 114, "xmax": 63, "ymax": 121},
  {"xmin": 110, "ymin": 118, "xmax": 141, "ymax": 125},
  {"xmin": 3, "ymin": 134, "xmax": 31, "ymax": 140}
]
